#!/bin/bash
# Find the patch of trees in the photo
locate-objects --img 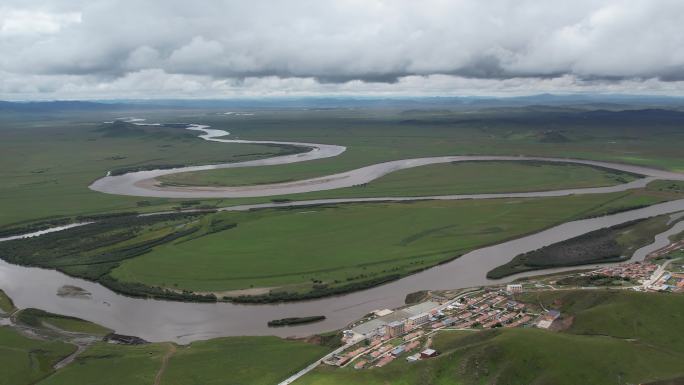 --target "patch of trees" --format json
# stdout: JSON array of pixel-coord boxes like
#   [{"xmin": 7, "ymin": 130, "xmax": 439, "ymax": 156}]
[
  {"xmin": 487, "ymin": 219, "xmax": 646, "ymax": 279},
  {"xmin": 104, "ymin": 333, "xmax": 149, "ymax": 345},
  {"xmin": 75, "ymin": 212, "xmax": 139, "ymax": 221},
  {"xmin": 225, "ymin": 274, "xmax": 402, "ymax": 303},
  {"xmin": 109, "ymin": 164, "xmax": 187, "ymax": 176},
  {"xmin": 0, "ymin": 211, "xmax": 211, "ymax": 300},
  {"xmin": 267, "ymin": 316, "xmax": 326, "ymax": 327},
  {"xmin": 99, "ymin": 276, "xmax": 217, "ymax": 302},
  {"xmin": 0, "ymin": 212, "xmax": 202, "ymax": 266},
  {"xmin": 556, "ymin": 275, "xmax": 634, "ymax": 287},
  {"xmin": 0, "ymin": 217, "xmax": 73, "ymax": 237},
  {"xmin": 231, "ymin": 143, "xmax": 307, "ymax": 158},
  {"xmin": 405, "ymin": 290, "xmax": 430, "ymax": 305}
]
